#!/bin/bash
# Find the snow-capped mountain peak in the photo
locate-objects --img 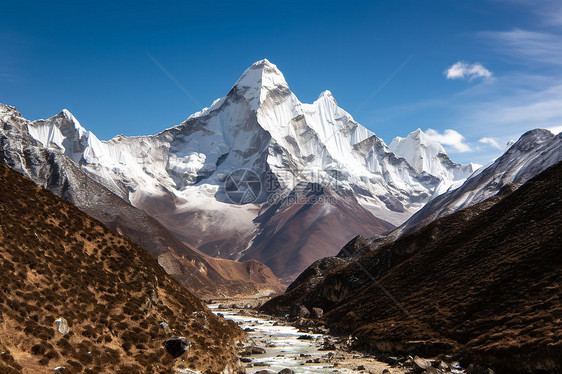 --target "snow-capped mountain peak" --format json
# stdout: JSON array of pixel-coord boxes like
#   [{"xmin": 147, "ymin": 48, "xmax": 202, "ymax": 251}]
[
  {"xmin": 389, "ymin": 128, "xmax": 476, "ymax": 181},
  {"xmin": 231, "ymin": 59, "xmax": 290, "ymax": 109},
  {"xmin": 234, "ymin": 59, "xmax": 286, "ymax": 87},
  {"xmin": 317, "ymin": 90, "xmax": 337, "ymax": 104},
  {"xmin": 390, "ymin": 128, "xmax": 445, "ymax": 172},
  {"xmin": 61, "ymin": 108, "xmax": 83, "ymax": 127},
  {"xmin": 22, "ymin": 60, "xmax": 477, "ymax": 219}
]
